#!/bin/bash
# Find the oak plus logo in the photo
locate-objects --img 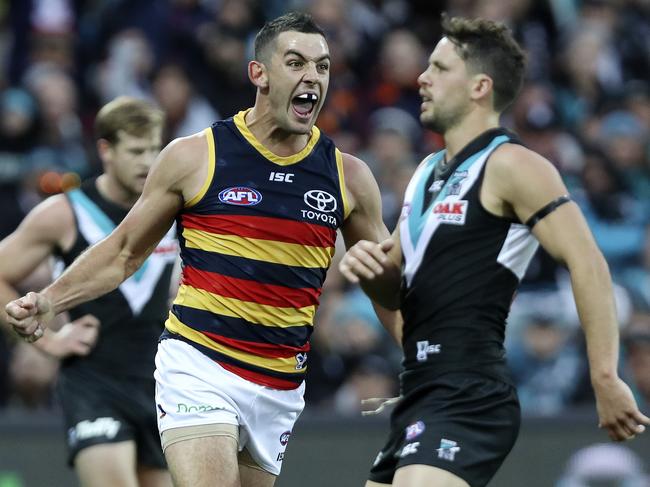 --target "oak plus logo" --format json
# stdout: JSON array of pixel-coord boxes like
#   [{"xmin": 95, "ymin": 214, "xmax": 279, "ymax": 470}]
[
  {"xmin": 302, "ymin": 189, "xmax": 337, "ymax": 225},
  {"xmin": 433, "ymin": 200, "xmax": 468, "ymax": 225}
]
